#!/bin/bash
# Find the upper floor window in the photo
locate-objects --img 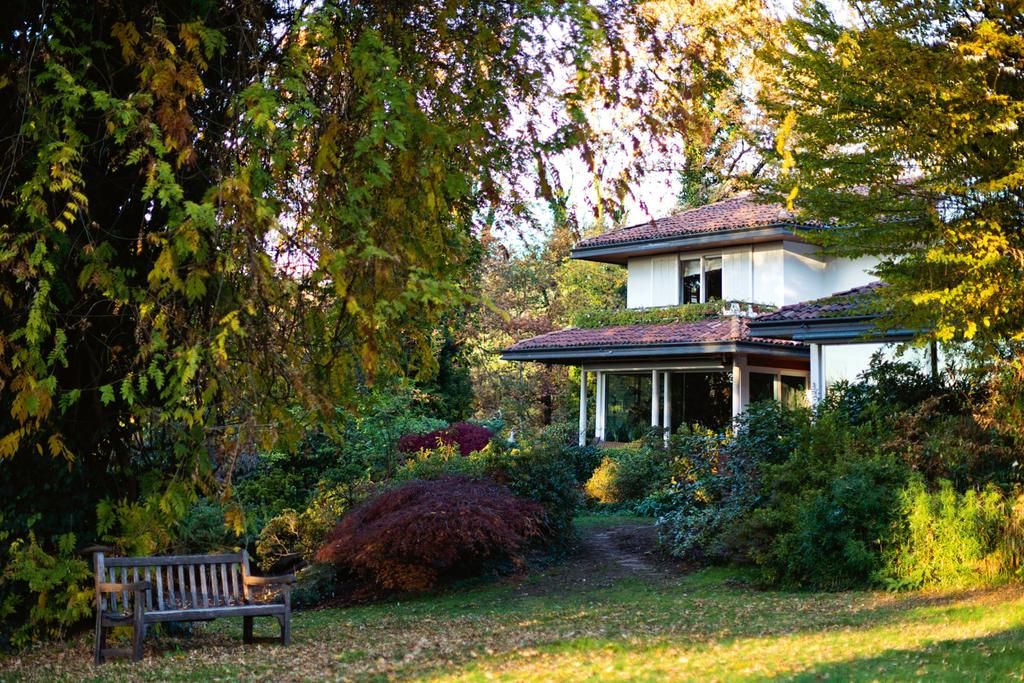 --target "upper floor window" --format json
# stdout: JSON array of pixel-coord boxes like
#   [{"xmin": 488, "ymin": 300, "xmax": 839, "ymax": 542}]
[{"xmin": 680, "ymin": 255, "xmax": 722, "ymax": 304}]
